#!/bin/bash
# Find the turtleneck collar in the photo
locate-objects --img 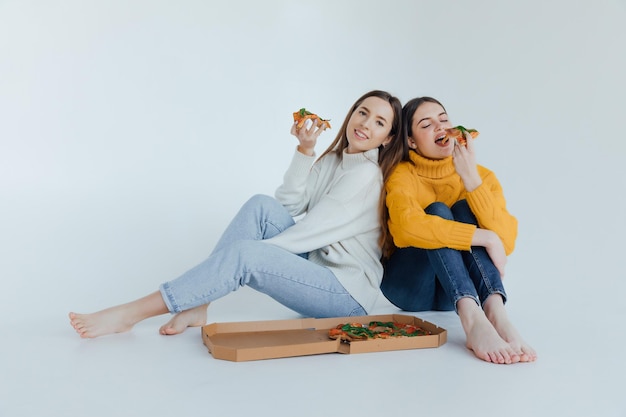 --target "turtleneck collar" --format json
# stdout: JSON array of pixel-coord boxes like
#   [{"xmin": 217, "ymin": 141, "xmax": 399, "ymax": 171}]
[
  {"xmin": 408, "ymin": 150, "xmax": 456, "ymax": 179},
  {"xmin": 342, "ymin": 147, "xmax": 380, "ymax": 169}
]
